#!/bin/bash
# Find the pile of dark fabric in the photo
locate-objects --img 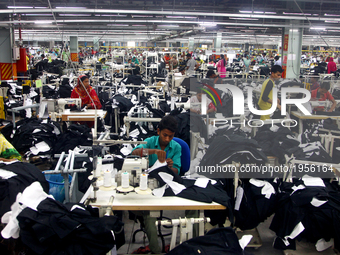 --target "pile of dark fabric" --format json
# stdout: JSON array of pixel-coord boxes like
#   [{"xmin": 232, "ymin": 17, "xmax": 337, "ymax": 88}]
[
  {"xmin": 1, "ymin": 118, "xmax": 61, "ymax": 157},
  {"xmin": 200, "ymin": 133, "xmax": 267, "ymax": 173},
  {"xmin": 17, "ymin": 198, "xmax": 124, "ymax": 255},
  {"xmin": 0, "ymin": 162, "xmax": 49, "ymax": 218},
  {"xmin": 54, "ymin": 124, "xmax": 92, "ymax": 154},
  {"xmin": 253, "ymin": 126, "xmax": 300, "ymax": 164},
  {"xmin": 167, "ymin": 227, "xmax": 253, "ymax": 255},
  {"xmin": 234, "ymin": 178, "xmax": 280, "ymax": 230},
  {"xmin": 120, "ymin": 75, "xmax": 146, "ymax": 86},
  {"xmin": 270, "ymin": 177, "xmax": 340, "ymax": 251}
]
